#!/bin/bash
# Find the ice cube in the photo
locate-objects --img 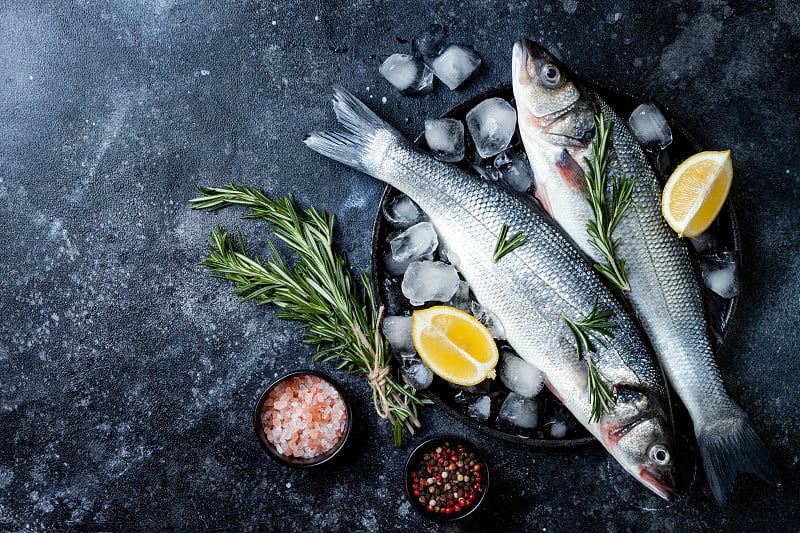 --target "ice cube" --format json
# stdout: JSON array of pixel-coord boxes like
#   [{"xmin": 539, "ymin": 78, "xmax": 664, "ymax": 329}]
[
  {"xmin": 496, "ymin": 392, "xmax": 538, "ymax": 429},
  {"xmin": 438, "ymin": 245, "xmax": 461, "ymax": 268},
  {"xmin": 424, "ymin": 118, "xmax": 465, "ymax": 162},
  {"xmin": 466, "ymin": 395, "xmax": 491, "ymax": 422},
  {"xmin": 381, "ymin": 315, "xmax": 414, "ymax": 352},
  {"xmin": 689, "ymin": 232, "xmax": 719, "ymax": 254},
  {"xmin": 401, "ymin": 260, "xmax": 460, "ymax": 306},
  {"xmin": 549, "ymin": 420, "xmax": 568, "ymax": 438},
  {"xmin": 390, "ymin": 222, "xmax": 439, "ymax": 263},
  {"xmin": 472, "ymin": 164, "xmax": 502, "ymax": 182},
  {"xmin": 429, "ymin": 44, "xmax": 481, "ymax": 90},
  {"xmin": 628, "ymin": 103, "xmax": 673, "ymax": 149},
  {"xmin": 495, "ymin": 150, "xmax": 515, "ymax": 168},
  {"xmin": 384, "ymin": 248, "xmax": 432, "ymax": 276},
  {"xmin": 699, "ymin": 251, "xmax": 739, "ymax": 298},
  {"xmin": 466, "ymin": 98, "xmax": 517, "ymax": 159},
  {"xmin": 501, "ymin": 156, "xmax": 534, "ymax": 192},
  {"xmin": 379, "ymin": 53, "xmax": 434, "ymax": 95},
  {"xmin": 402, "ymin": 360, "xmax": 434, "ymax": 390},
  {"xmin": 412, "ymin": 23, "xmax": 446, "ymax": 58},
  {"xmin": 471, "ymin": 301, "xmax": 505, "ymax": 340},
  {"xmin": 498, "ymin": 351, "xmax": 544, "ymax": 398},
  {"xmin": 447, "ymin": 280, "xmax": 472, "ymax": 312},
  {"xmin": 383, "ymin": 194, "xmax": 425, "ymax": 228}
]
